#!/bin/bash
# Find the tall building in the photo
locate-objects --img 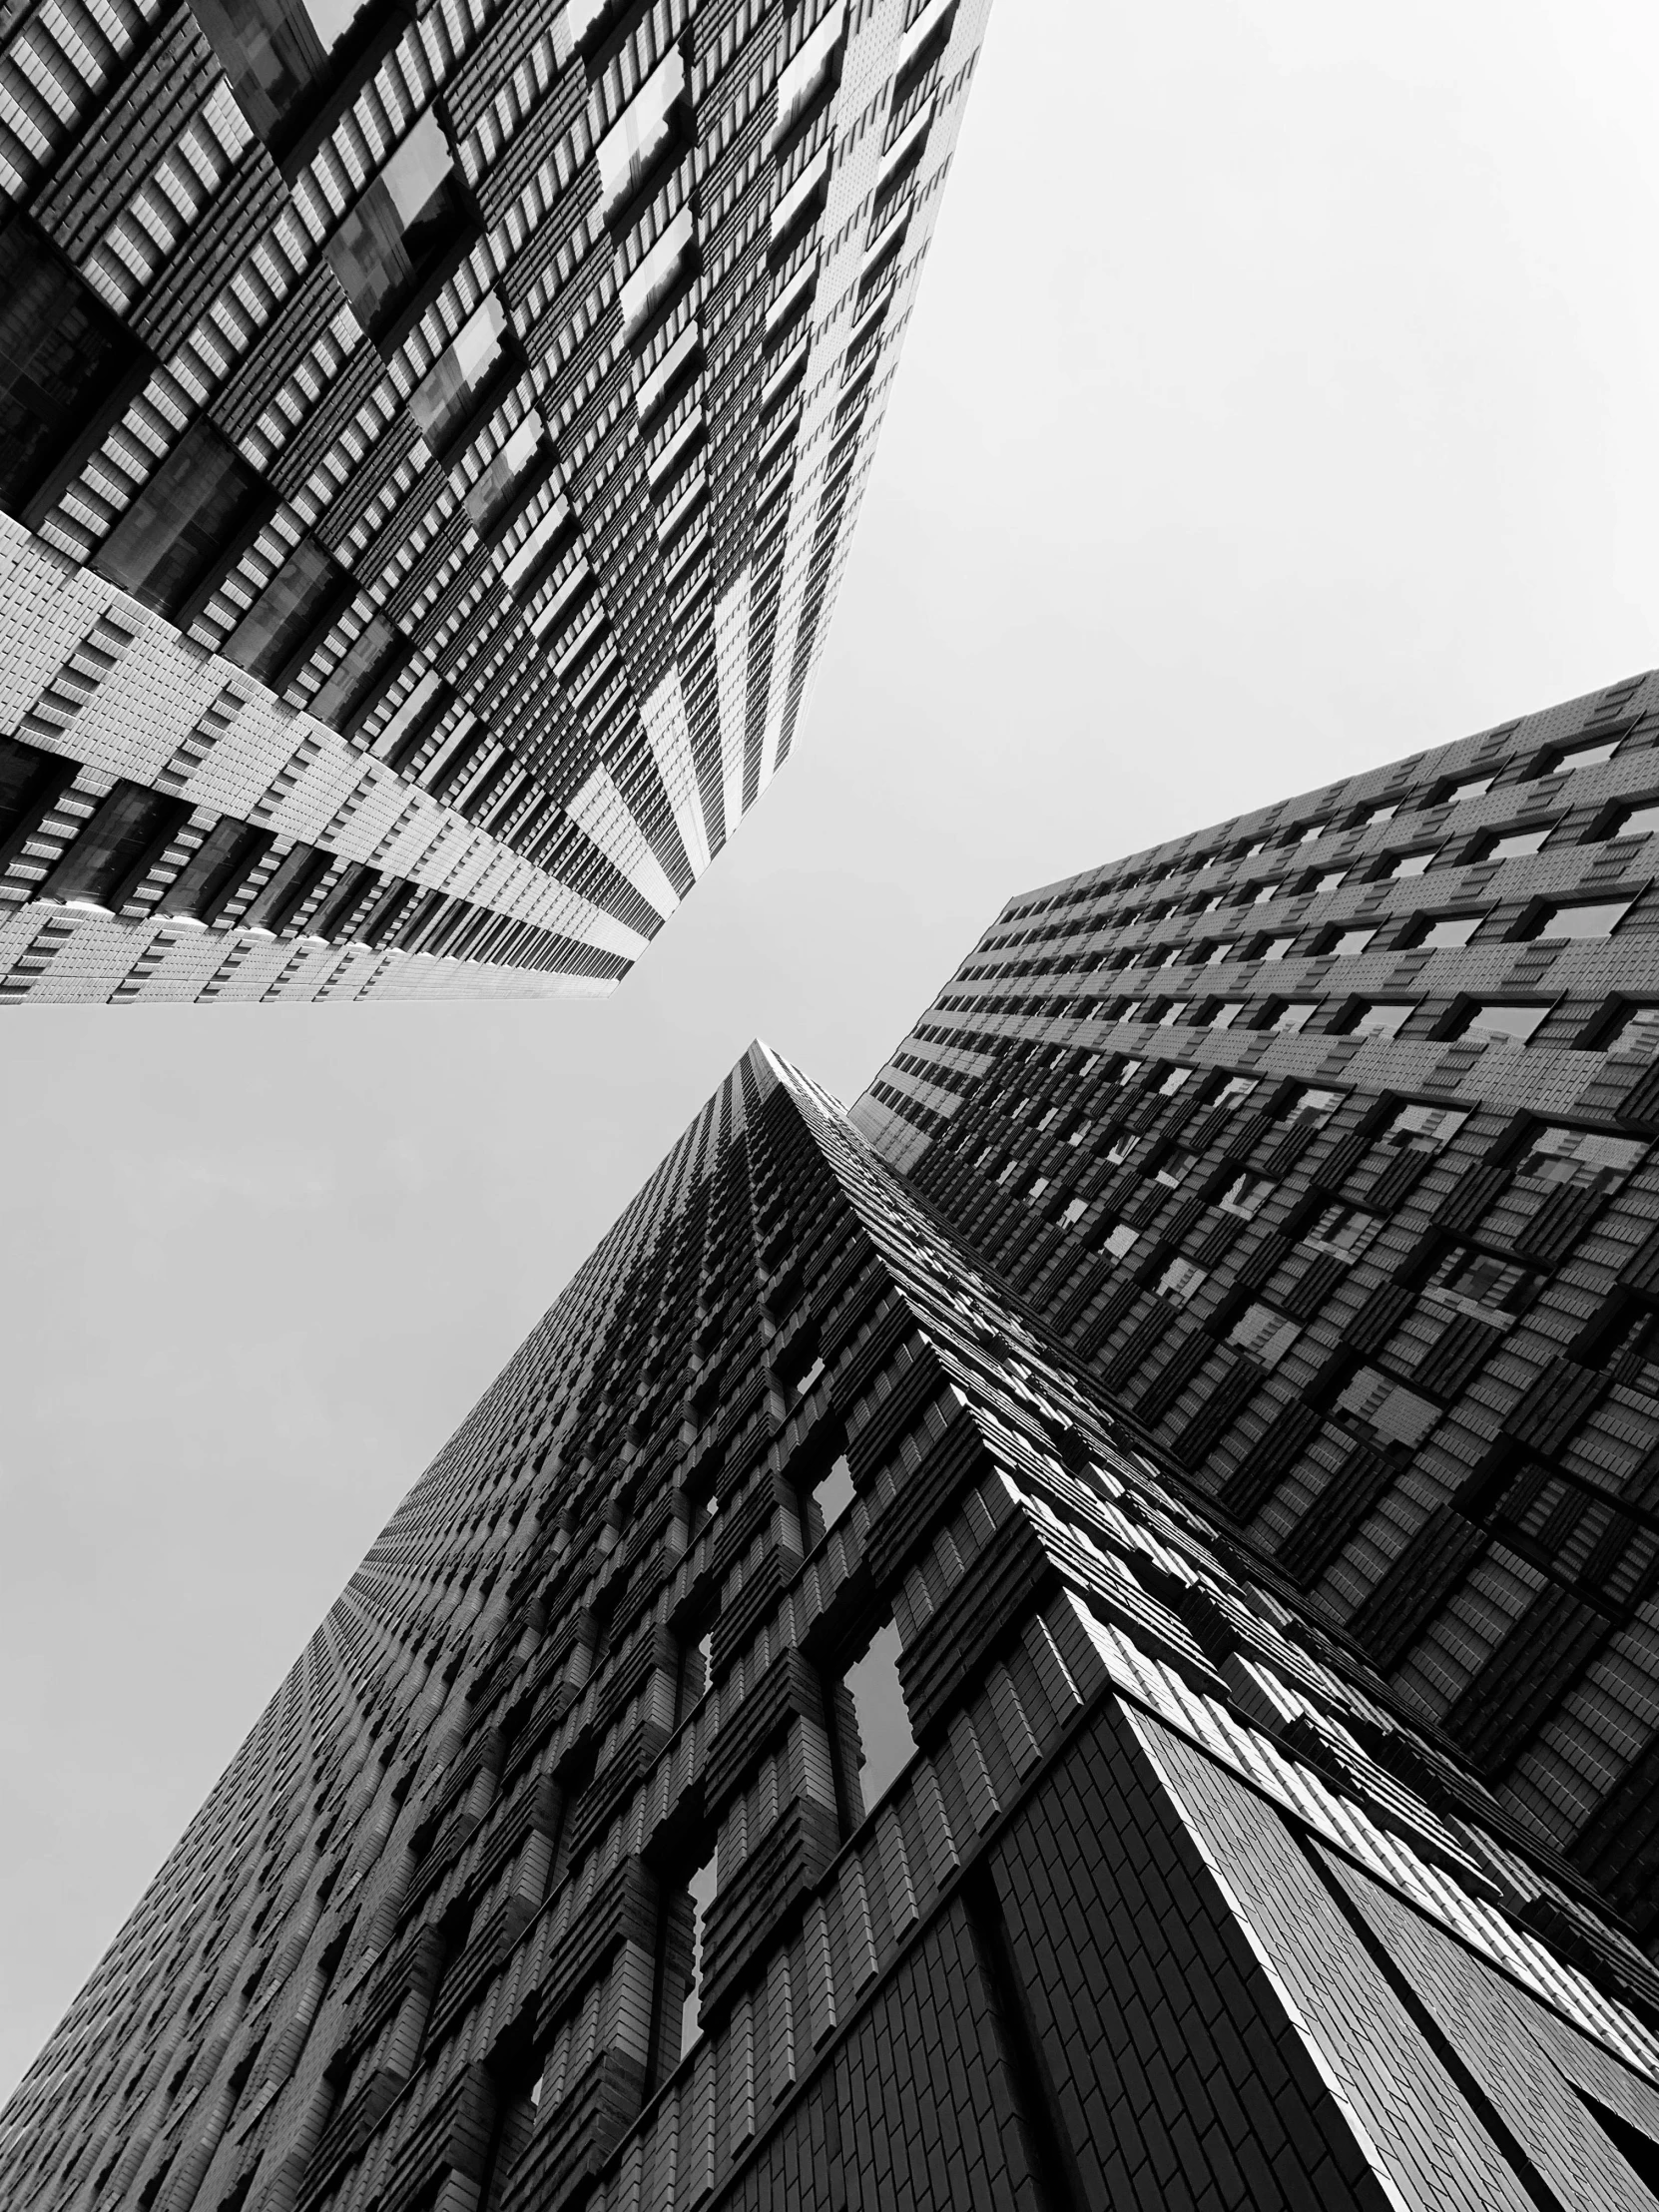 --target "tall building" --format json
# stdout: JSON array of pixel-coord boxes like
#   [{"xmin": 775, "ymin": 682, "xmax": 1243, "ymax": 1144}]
[
  {"xmin": 855, "ymin": 666, "xmax": 1659, "ymax": 1949},
  {"xmin": 7, "ymin": 1038, "xmax": 1659, "ymax": 2212},
  {"xmin": 0, "ymin": 0, "xmax": 985, "ymax": 1006}
]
